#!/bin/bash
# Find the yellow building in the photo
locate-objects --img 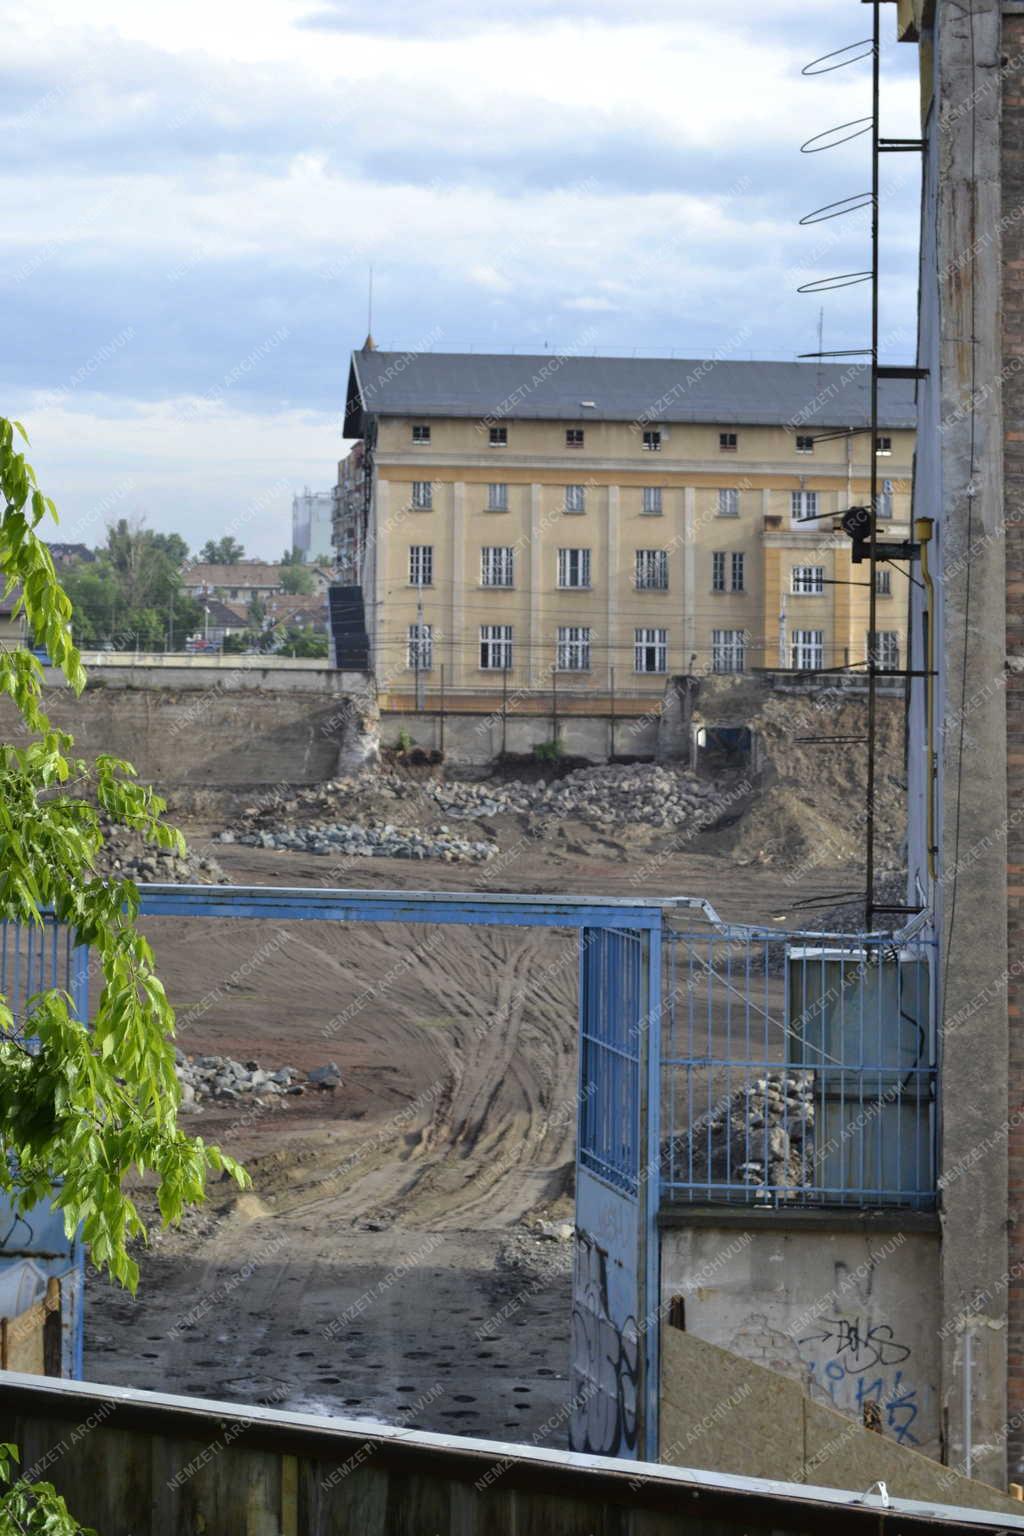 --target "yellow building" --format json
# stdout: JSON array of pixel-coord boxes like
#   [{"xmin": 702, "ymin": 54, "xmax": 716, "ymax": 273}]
[{"xmin": 339, "ymin": 344, "xmax": 914, "ymax": 698}]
